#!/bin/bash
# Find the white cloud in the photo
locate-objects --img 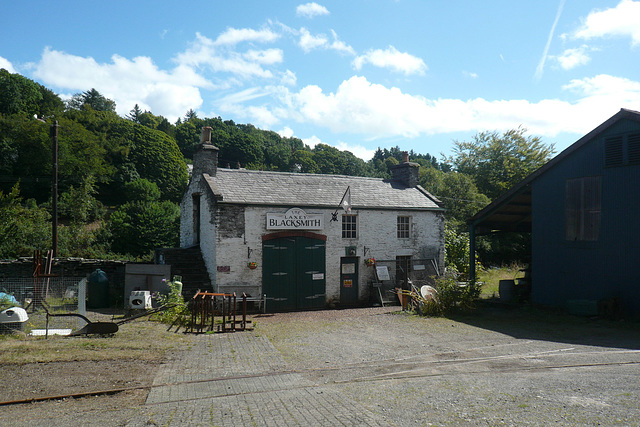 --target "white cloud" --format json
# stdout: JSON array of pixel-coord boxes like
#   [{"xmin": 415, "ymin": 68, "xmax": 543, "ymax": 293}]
[
  {"xmin": 277, "ymin": 74, "xmax": 640, "ymax": 141},
  {"xmin": 353, "ymin": 46, "xmax": 427, "ymax": 75},
  {"xmin": 553, "ymin": 46, "xmax": 591, "ymax": 70},
  {"xmin": 0, "ymin": 56, "xmax": 16, "ymax": 73},
  {"xmin": 32, "ymin": 47, "xmax": 207, "ymax": 121},
  {"xmin": 574, "ymin": 0, "xmax": 640, "ymax": 46},
  {"xmin": 214, "ymin": 27, "xmax": 280, "ymax": 45},
  {"xmin": 462, "ymin": 71, "xmax": 479, "ymax": 79},
  {"xmin": 296, "ymin": 3, "xmax": 330, "ymax": 18},
  {"xmin": 297, "ymin": 28, "xmax": 354, "ymax": 54},
  {"xmin": 175, "ymin": 33, "xmax": 278, "ymax": 79},
  {"xmin": 333, "ymin": 141, "xmax": 376, "ymax": 161},
  {"xmin": 329, "ymin": 30, "xmax": 356, "ymax": 55},
  {"xmin": 303, "ymin": 135, "xmax": 323, "ymax": 148},
  {"xmin": 298, "ymin": 28, "xmax": 328, "ymax": 52},
  {"xmin": 299, "ymin": 134, "xmax": 374, "ymax": 160},
  {"xmin": 281, "ymin": 70, "xmax": 297, "ymax": 86},
  {"xmin": 244, "ymin": 48, "xmax": 284, "ymax": 65},
  {"xmin": 277, "ymin": 126, "xmax": 295, "ymax": 138}
]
